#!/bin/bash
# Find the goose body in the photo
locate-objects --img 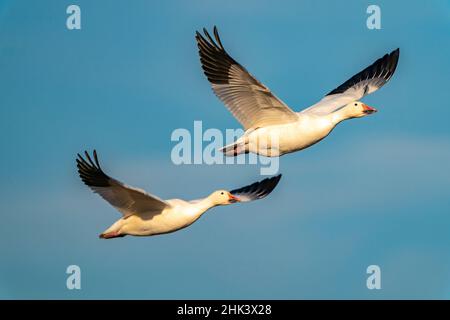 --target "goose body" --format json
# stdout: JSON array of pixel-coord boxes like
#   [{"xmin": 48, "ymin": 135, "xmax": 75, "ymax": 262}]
[
  {"xmin": 108, "ymin": 198, "xmax": 228, "ymax": 237},
  {"xmin": 196, "ymin": 27, "xmax": 400, "ymax": 157},
  {"xmin": 76, "ymin": 150, "xmax": 282, "ymax": 238},
  {"xmin": 102, "ymin": 199, "xmax": 207, "ymax": 237},
  {"xmin": 233, "ymin": 113, "xmax": 341, "ymax": 157}
]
